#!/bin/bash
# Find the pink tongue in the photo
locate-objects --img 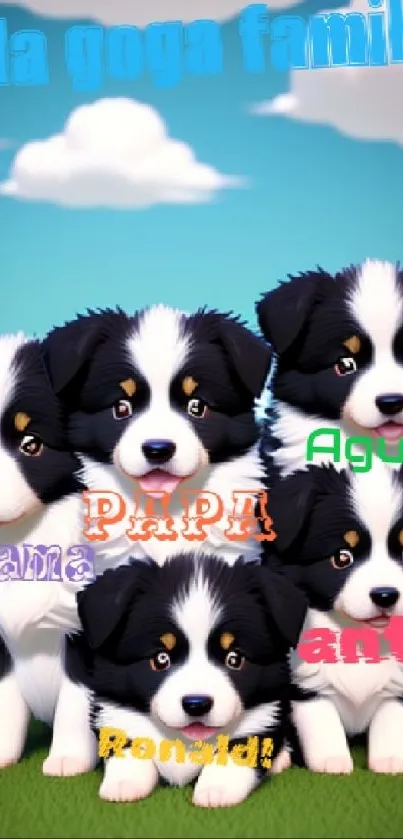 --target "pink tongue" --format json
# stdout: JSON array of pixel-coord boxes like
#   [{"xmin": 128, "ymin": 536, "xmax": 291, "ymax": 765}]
[
  {"xmin": 376, "ymin": 423, "xmax": 403, "ymax": 443},
  {"xmin": 366, "ymin": 616, "xmax": 390, "ymax": 628},
  {"xmin": 179, "ymin": 724, "xmax": 218, "ymax": 741},
  {"xmin": 138, "ymin": 470, "xmax": 182, "ymax": 497}
]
